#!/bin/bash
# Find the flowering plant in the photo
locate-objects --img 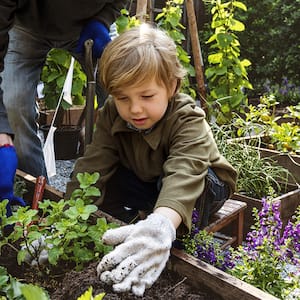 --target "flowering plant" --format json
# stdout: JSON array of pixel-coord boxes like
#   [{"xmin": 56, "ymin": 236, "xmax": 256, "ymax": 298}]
[
  {"xmin": 181, "ymin": 200, "xmax": 300, "ymax": 299},
  {"xmin": 230, "ymin": 200, "xmax": 300, "ymax": 299},
  {"xmin": 181, "ymin": 210, "xmax": 234, "ymax": 271}
]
